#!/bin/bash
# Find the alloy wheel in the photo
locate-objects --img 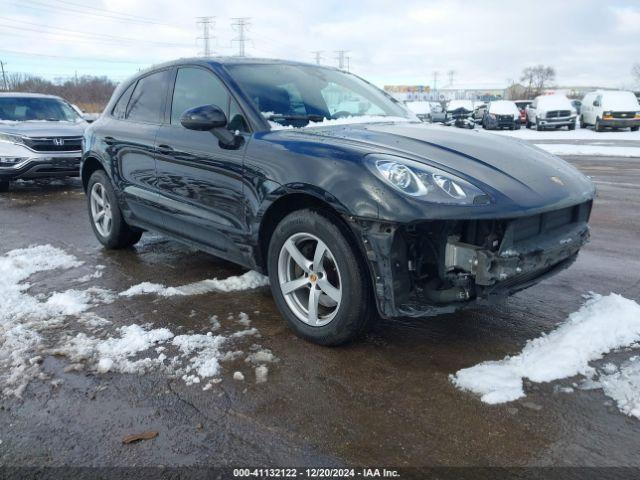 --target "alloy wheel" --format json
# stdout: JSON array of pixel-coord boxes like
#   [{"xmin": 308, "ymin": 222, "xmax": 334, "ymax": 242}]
[
  {"xmin": 277, "ymin": 232, "xmax": 342, "ymax": 327},
  {"xmin": 90, "ymin": 182, "xmax": 112, "ymax": 237}
]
